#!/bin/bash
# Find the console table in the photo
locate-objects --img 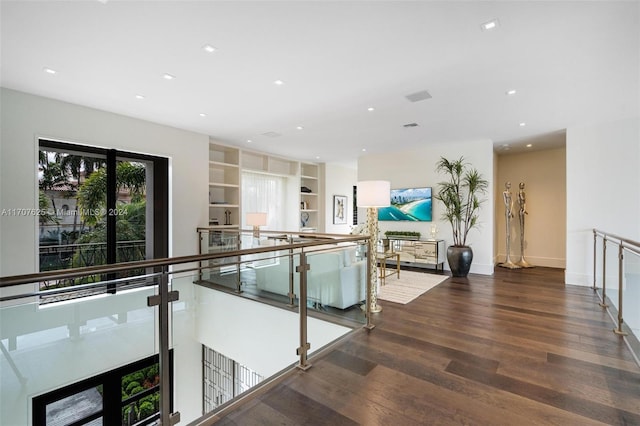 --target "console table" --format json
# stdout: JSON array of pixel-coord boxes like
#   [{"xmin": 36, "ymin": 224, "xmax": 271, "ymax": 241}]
[{"xmin": 383, "ymin": 238, "xmax": 446, "ymax": 271}]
